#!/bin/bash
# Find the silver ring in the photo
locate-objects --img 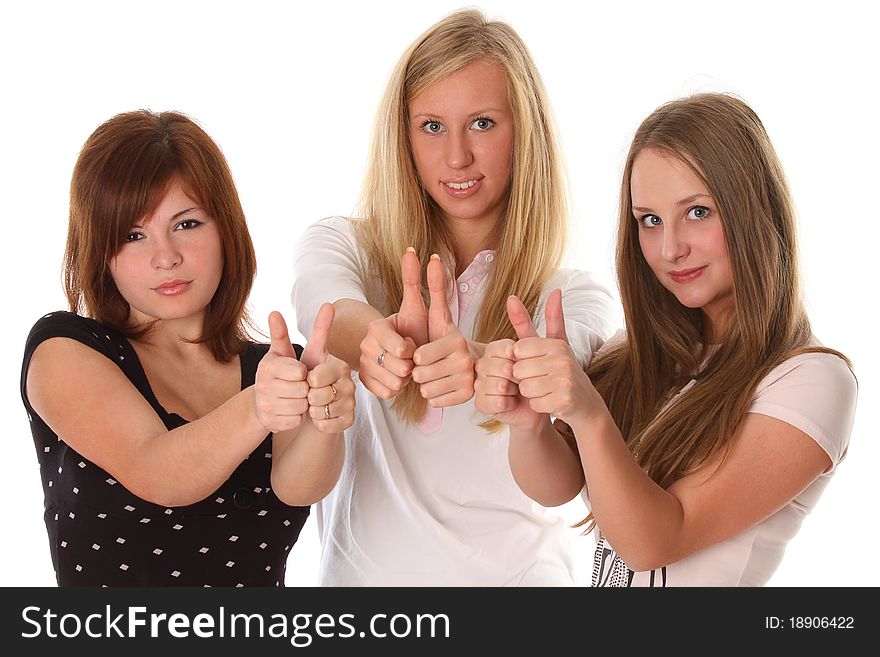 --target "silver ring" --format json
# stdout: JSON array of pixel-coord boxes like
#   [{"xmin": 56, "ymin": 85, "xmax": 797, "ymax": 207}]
[
  {"xmin": 377, "ymin": 349, "xmax": 387, "ymax": 367},
  {"xmin": 324, "ymin": 403, "xmax": 331, "ymax": 420}
]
